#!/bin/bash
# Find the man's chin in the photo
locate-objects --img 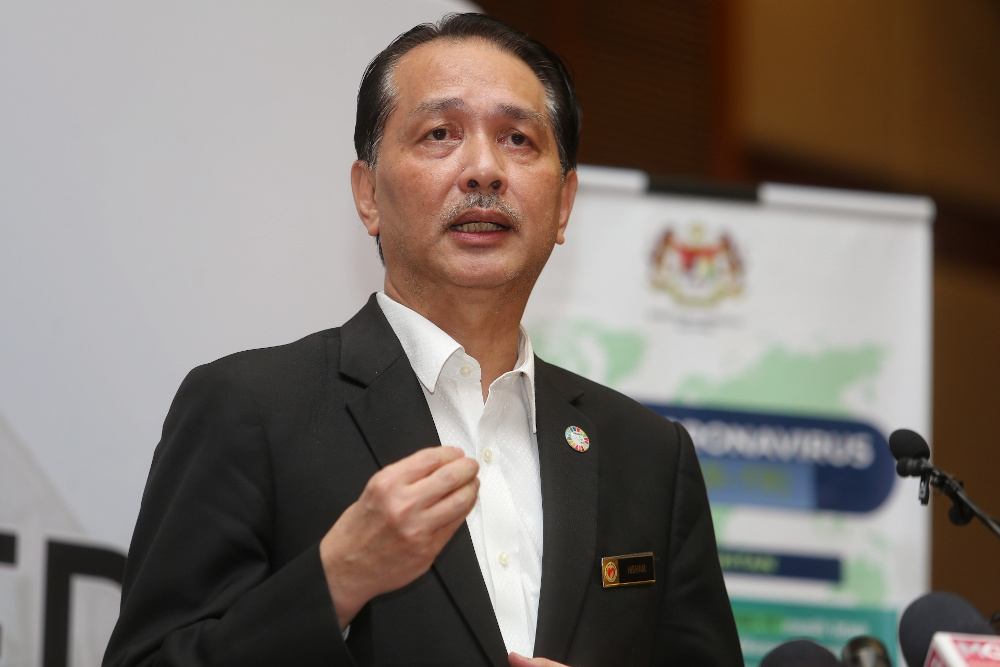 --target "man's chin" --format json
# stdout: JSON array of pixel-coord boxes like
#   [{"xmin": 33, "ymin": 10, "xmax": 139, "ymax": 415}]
[{"xmin": 446, "ymin": 266, "xmax": 545, "ymax": 302}]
